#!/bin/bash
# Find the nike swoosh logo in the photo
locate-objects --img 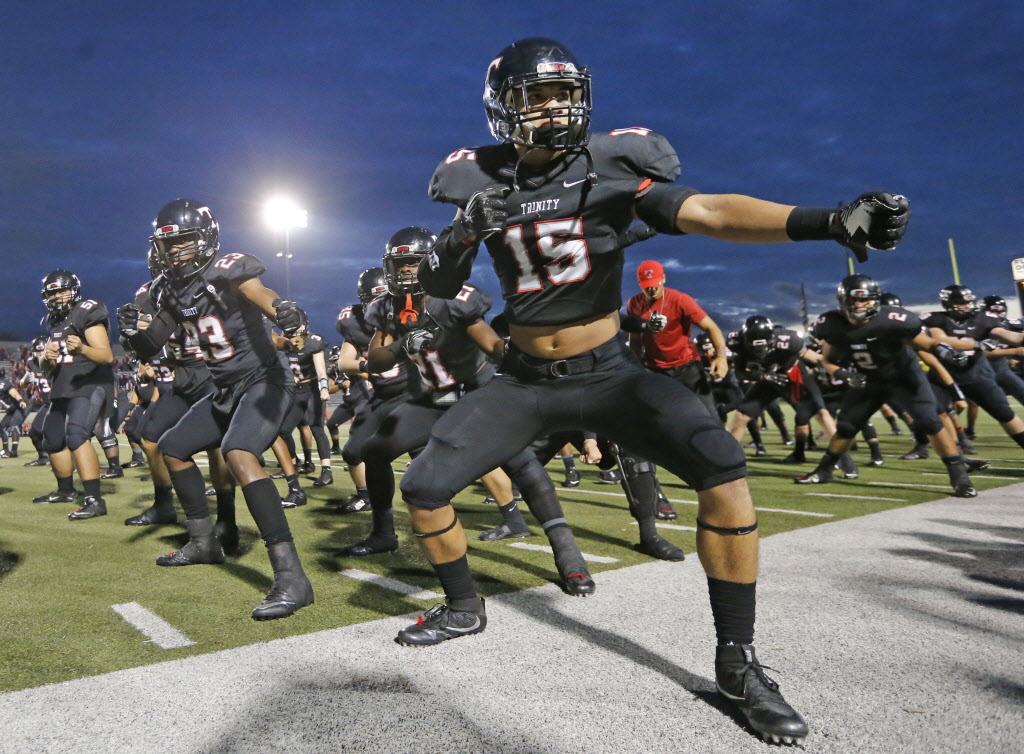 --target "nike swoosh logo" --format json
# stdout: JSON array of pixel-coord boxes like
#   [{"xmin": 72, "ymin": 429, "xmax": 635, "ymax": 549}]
[
  {"xmin": 193, "ymin": 291, "xmax": 206, "ymax": 300},
  {"xmin": 563, "ymin": 178, "xmax": 588, "ymax": 188}
]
